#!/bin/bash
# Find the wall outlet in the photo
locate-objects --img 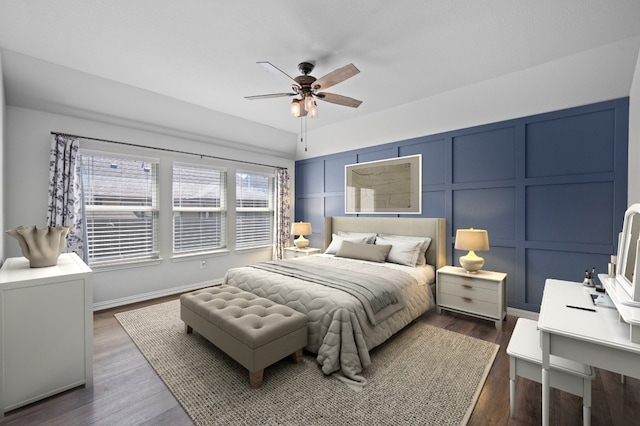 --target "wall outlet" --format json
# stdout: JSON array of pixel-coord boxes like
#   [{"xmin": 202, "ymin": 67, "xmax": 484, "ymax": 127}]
[{"xmin": 200, "ymin": 259, "xmax": 206, "ymax": 269}]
